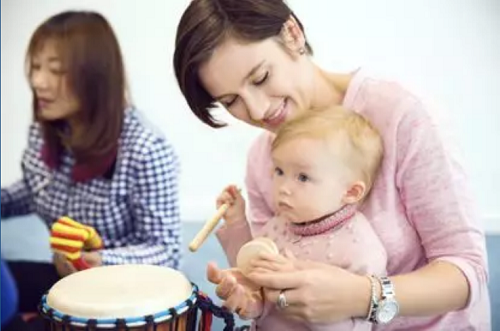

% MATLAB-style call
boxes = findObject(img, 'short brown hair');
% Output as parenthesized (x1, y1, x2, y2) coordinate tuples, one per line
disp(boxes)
(173, 0, 312, 128)
(27, 11, 126, 164)
(272, 107, 384, 193)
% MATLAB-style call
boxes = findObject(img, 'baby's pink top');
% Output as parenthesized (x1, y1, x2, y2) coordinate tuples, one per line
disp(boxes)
(253, 212, 387, 331)
(216, 68, 491, 330)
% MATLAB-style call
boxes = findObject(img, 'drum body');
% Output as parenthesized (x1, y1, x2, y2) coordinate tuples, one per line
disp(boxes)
(39, 265, 233, 331)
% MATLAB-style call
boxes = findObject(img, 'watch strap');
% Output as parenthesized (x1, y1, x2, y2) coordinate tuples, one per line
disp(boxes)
(366, 275, 379, 323)
(379, 276, 395, 299)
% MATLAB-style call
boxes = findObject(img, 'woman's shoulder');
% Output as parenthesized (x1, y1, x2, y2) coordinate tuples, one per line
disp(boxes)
(20, 123, 45, 164)
(345, 68, 427, 118)
(26, 122, 43, 148)
(119, 107, 178, 165)
(344, 67, 440, 137)
(248, 131, 273, 158)
(246, 131, 274, 168)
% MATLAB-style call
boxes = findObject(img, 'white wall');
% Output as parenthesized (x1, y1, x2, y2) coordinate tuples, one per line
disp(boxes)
(1, 0, 499, 232)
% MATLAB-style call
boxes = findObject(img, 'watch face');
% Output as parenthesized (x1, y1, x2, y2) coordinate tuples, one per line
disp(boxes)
(377, 300, 399, 324)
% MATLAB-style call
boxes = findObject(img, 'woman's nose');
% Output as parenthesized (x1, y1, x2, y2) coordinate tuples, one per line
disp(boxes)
(244, 93, 270, 121)
(31, 69, 49, 91)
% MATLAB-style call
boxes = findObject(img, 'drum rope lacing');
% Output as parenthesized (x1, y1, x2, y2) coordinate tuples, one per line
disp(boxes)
(196, 291, 235, 331)
(38, 283, 236, 331)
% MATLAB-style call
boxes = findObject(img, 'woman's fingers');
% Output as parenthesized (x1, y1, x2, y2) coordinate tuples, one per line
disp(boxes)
(53, 253, 77, 277)
(262, 287, 308, 320)
(247, 268, 304, 290)
(256, 251, 288, 263)
(250, 259, 282, 272)
(249, 251, 288, 270)
(249, 251, 298, 273)
(282, 248, 297, 261)
(263, 287, 302, 307)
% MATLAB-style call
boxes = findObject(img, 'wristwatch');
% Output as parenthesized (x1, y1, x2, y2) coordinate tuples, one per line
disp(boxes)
(373, 276, 399, 324)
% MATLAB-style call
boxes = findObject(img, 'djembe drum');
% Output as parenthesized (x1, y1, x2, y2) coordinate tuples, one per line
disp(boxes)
(38, 265, 234, 331)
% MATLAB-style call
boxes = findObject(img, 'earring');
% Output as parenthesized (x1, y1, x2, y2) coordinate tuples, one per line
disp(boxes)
(298, 47, 306, 55)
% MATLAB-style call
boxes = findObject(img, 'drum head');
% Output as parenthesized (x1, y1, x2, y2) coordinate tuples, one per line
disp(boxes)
(43, 265, 196, 326)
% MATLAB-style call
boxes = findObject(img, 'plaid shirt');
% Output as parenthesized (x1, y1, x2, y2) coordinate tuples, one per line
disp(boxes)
(1, 108, 181, 269)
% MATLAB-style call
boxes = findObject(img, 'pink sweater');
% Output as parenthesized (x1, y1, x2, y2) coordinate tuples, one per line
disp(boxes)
(216, 68, 491, 330)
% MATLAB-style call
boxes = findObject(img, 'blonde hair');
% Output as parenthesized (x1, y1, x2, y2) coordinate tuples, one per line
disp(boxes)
(272, 106, 383, 194)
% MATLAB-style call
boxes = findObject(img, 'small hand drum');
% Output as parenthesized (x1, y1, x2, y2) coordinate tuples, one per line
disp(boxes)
(38, 265, 234, 331)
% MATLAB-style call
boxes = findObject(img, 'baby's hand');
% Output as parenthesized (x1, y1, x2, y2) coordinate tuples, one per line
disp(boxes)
(216, 185, 246, 225)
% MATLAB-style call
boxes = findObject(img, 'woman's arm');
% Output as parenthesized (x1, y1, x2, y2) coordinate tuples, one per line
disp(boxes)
(375, 99, 487, 316)
(99, 138, 182, 269)
(244, 133, 275, 234)
(246, 256, 475, 323)
(1, 124, 45, 220)
(384, 262, 471, 316)
(1, 180, 34, 219)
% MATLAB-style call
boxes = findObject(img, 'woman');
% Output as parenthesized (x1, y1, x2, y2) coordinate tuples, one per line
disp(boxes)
(173, 0, 490, 330)
(1, 11, 181, 313)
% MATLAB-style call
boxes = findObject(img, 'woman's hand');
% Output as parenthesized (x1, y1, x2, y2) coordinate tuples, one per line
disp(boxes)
(206, 262, 264, 320)
(247, 251, 371, 324)
(82, 251, 103, 267)
(216, 185, 246, 225)
(53, 252, 77, 277)
(53, 251, 103, 278)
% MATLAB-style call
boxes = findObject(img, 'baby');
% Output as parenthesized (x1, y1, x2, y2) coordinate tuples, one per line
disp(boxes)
(217, 106, 387, 331)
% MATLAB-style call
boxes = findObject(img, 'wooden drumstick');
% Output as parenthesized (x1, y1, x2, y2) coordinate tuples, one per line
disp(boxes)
(188, 203, 230, 252)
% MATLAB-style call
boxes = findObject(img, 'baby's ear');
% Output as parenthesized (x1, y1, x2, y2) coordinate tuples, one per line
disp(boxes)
(342, 181, 367, 204)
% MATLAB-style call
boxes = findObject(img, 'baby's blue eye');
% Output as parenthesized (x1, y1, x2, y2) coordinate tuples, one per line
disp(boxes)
(298, 173, 309, 182)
